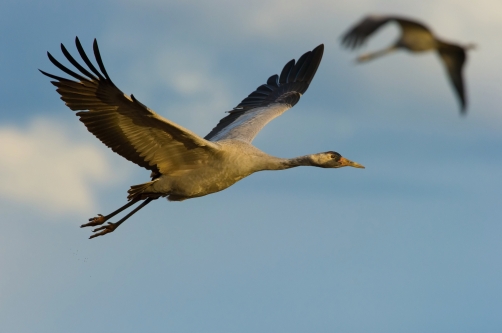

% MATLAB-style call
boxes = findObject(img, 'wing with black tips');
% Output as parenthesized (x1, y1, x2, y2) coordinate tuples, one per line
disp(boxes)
(205, 44, 324, 143)
(40, 37, 220, 175)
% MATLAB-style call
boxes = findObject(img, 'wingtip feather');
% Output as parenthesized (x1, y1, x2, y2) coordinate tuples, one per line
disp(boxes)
(75, 37, 105, 81)
(93, 38, 112, 82)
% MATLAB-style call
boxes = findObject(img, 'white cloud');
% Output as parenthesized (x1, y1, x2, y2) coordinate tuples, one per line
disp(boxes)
(0, 118, 121, 216)
(153, 47, 234, 134)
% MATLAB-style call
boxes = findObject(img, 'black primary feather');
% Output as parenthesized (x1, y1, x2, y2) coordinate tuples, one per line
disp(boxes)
(205, 44, 324, 140)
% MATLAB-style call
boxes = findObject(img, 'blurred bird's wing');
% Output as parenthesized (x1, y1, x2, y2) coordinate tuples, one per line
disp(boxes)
(40, 37, 220, 175)
(204, 44, 324, 143)
(341, 15, 395, 49)
(437, 42, 467, 112)
(341, 15, 432, 49)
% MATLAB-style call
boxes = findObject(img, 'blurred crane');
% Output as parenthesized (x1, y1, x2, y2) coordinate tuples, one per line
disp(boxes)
(40, 38, 364, 239)
(341, 15, 475, 113)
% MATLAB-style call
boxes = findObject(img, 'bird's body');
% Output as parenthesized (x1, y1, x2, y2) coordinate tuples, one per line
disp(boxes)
(140, 140, 331, 201)
(144, 140, 278, 202)
(394, 20, 436, 52)
(341, 15, 474, 112)
(41, 38, 364, 239)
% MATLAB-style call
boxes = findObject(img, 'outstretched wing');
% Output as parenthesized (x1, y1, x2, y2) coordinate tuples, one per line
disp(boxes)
(437, 42, 467, 113)
(40, 37, 220, 175)
(341, 15, 395, 49)
(341, 15, 432, 49)
(205, 44, 324, 143)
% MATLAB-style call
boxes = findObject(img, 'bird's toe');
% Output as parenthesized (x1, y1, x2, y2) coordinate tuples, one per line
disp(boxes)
(89, 222, 118, 239)
(81, 214, 106, 228)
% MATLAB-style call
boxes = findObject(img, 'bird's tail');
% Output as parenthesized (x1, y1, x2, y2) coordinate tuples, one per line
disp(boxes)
(127, 180, 161, 201)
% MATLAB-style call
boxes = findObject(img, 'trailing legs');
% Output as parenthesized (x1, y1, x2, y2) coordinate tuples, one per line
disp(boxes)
(82, 199, 140, 228)
(82, 198, 155, 239)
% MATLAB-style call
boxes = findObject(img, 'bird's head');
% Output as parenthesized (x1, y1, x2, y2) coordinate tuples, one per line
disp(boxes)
(311, 151, 365, 169)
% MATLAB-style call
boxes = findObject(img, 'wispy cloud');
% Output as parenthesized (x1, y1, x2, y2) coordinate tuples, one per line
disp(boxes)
(96, 37, 234, 135)
(0, 118, 122, 216)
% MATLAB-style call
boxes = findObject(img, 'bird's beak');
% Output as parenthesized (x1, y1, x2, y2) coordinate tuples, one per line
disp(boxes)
(356, 56, 367, 63)
(340, 157, 365, 169)
(466, 43, 477, 51)
(356, 53, 372, 63)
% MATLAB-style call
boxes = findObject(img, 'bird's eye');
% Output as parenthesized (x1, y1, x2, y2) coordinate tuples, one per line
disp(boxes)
(330, 154, 336, 158)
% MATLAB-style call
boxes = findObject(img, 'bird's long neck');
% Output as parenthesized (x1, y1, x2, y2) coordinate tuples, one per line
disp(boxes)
(357, 45, 398, 62)
(264, 155, 315, 170)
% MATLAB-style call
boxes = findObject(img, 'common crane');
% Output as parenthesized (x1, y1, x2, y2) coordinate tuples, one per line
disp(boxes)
(341, 15, 475, 112)
(41, 38, 364, 239)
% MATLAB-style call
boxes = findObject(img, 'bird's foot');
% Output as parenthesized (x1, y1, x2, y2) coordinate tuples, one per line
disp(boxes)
(81, 214, 107, 228)
(89, 222, 119, 239)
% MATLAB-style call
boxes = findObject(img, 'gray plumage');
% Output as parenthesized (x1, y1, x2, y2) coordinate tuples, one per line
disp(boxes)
(40, 38, 364, 239)
(341, 15, 475, 113)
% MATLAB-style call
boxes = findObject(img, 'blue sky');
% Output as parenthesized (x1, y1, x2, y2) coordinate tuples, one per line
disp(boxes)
(1, 0, 501, 332)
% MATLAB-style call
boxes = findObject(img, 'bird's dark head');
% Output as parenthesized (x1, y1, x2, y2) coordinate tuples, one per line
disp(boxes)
(311, 151, 365, 169)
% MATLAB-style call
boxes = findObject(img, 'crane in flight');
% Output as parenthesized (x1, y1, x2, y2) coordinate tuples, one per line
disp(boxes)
(40, 38, 364, 239)
(341, 15, 475, 113)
